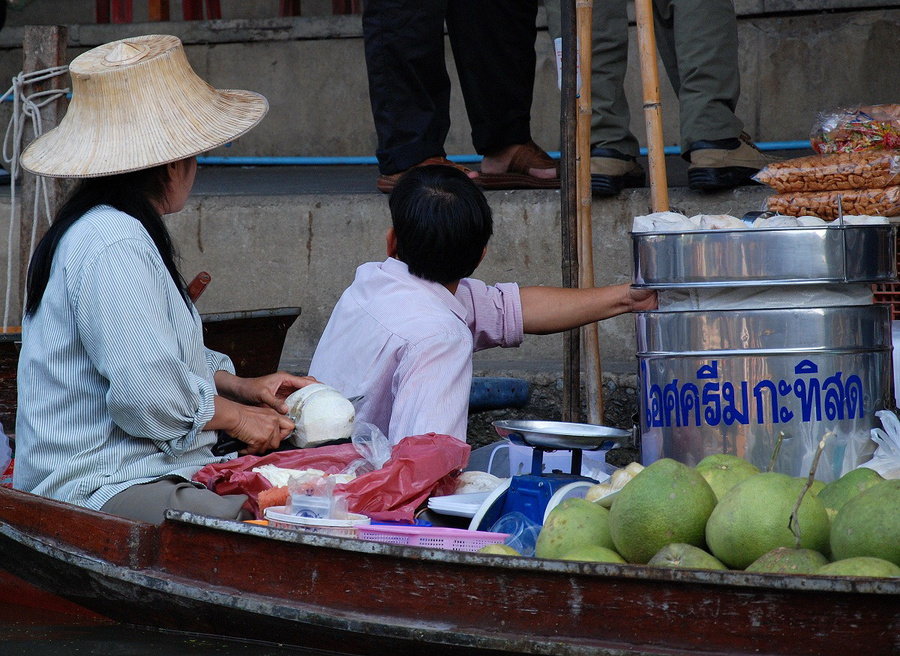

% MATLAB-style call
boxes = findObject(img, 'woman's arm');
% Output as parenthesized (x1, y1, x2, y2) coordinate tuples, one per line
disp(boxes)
(519, 283, 657, 335)
(204, 394, 296, 455)
(214, 371, 318, 413)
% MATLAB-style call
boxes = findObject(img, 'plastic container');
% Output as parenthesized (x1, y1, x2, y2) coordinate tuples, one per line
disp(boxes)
(356, 525, 509, 552)
(263, 506, 370, 537)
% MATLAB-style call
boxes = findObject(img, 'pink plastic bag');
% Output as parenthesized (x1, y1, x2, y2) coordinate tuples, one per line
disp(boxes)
(193, 433, 470, 522)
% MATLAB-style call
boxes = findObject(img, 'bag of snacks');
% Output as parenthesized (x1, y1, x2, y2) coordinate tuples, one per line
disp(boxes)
(754, 150, 900, 193)
(765, 186, 900, 220)
(811, 105, 900, 154)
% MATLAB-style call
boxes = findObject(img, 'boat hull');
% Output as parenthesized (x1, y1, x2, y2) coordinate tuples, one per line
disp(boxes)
(1, 486, 899, 655)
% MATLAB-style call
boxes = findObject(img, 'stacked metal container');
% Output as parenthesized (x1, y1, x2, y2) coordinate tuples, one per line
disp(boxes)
(632, 223, 897, 482)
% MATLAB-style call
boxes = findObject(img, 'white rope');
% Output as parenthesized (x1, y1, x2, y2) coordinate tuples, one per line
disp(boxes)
(1, 65, 69, 331)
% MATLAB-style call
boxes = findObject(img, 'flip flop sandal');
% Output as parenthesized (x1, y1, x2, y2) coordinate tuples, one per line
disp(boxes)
(478, 141, 561, 190)
(376, 156, 478, 194)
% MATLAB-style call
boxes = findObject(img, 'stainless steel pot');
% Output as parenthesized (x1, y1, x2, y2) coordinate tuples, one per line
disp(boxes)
(636, 305, 893, 482)
(632, 225, 896, 288)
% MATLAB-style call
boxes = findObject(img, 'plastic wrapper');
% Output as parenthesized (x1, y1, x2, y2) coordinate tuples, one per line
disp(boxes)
(489, 512, 541, 556)
(754, 150, 900, 193)
(811, 105, 900, 154)
(765, 186, 900, 220)
(193, 433, 470, 522)
(863, 410, 900, 479)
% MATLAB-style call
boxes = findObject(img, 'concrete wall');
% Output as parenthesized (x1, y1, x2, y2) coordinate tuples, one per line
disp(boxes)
(0, 3, 897, 159)
(157, 184, 774, 375)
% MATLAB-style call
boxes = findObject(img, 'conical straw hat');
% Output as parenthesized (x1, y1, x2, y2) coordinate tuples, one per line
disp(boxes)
(21, 34, 268, 178)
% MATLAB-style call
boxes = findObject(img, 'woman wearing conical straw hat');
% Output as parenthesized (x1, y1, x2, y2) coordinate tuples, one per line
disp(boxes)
(13, 35, 316, 524)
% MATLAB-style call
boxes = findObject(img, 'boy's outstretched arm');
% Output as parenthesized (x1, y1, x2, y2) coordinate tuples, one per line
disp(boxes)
(519, 283, 658, 335)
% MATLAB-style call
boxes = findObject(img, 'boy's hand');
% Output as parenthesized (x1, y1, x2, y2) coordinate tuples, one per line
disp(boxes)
(628, 286, 658, 312)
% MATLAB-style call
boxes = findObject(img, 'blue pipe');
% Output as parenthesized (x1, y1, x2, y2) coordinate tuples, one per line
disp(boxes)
(198, 141, 813, 167)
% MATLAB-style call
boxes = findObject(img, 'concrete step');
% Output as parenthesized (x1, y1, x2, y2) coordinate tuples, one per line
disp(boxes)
(0, 4, 897, 160)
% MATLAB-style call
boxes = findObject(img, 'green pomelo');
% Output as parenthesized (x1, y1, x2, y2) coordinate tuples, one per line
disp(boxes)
(830, 479, 900, 566)
(477, 543, 521, 556)
(647, 543, 728, 570)
(808, 480, 826, 497)
(559, 545, 626, 564)
(695, 454, 761, 502)
(745, 547, 829, 574)
(535, 497, 614, 560)
(818, 467, 884, 520)
(705, 472, 830, 570)
(816, 557, 900, 578)
(608, 458, 717, 564)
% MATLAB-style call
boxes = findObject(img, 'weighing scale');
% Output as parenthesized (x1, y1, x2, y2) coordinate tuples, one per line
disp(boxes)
(469, 420, 632, 531)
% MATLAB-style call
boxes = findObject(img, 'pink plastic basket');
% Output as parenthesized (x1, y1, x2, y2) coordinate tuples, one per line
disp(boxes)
(356, 525, 509, 552)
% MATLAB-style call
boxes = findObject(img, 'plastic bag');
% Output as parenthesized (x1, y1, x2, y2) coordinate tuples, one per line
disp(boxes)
(489, 512, 542, 556)
(862, 410, 900, 479)
(811, 105, 900, 154)
(194, 433, 470, 521)
(765, 186, 900, 220)
(754, 150, 900, 193)
(341, 422, 392, 478)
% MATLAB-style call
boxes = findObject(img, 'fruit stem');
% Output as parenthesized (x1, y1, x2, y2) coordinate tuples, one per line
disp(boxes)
(768, 431, 786, 473)
(788, 430, 833, 548)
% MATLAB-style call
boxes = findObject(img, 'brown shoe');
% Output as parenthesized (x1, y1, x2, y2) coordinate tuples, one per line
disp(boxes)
(376, 157, 477, 194)
(478, 140, 561, 190)
(687, 133, 778, 191)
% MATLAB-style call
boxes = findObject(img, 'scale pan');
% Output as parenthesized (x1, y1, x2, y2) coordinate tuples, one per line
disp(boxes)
(492, 420, 631, 451)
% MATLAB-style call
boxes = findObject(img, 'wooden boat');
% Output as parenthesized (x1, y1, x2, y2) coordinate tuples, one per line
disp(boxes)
(1, 485, 898, 655)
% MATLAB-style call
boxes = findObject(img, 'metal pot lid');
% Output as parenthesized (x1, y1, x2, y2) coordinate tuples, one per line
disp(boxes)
(492, 420, 631, 451)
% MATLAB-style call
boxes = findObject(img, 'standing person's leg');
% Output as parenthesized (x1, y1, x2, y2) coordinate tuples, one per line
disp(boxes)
(362, 0, 451, 176)
(449, 0, 560, 189)
(589, 0, 645, 195)
(656, 0, 768, 189)
(657, 0, 742, 152)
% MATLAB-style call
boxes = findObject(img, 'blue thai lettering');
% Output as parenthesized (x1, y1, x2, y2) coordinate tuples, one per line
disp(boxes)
(702, 383, 722, 426)
(753, 379, 780, 424)
(846, 375, 864, 419)
(697, 361, 719, 379)
(679, 383, 701, 427)
(822, 372, 845, 421)
(793, 376, 822, 422)
(722, 382, 750, 425)
(663, 380, 680, 427)
(777, 381, 795, 423)
(794, 360, 818, 375)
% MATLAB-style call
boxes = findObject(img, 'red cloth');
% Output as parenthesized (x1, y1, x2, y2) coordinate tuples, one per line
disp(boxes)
(193, 433, 470, 522)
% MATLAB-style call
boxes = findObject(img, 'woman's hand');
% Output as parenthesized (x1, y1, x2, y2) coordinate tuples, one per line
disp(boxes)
(208, 396, 297, 455)
(215, 371, 318, 413)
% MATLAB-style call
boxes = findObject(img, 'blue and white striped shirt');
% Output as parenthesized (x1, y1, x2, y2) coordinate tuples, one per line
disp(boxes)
(13, 205, 234, 510)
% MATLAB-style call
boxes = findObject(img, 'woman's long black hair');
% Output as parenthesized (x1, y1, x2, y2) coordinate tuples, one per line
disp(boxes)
(24, 164, 190, 317)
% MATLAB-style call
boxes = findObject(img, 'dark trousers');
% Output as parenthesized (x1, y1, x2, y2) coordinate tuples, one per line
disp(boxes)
(363, 0, 539, 175)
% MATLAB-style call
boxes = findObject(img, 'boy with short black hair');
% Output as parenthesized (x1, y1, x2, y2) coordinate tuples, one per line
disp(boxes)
(309, 165, 656, 445)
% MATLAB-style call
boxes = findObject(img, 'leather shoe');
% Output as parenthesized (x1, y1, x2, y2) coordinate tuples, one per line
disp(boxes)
(590, 148, 645, 196)
(687, 133, 774, 191)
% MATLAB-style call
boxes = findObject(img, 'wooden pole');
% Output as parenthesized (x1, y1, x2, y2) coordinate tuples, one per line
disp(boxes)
(575, 0, 604, 425)
(18, 26, 69, 325)
(633, 0, 669, 212)
(560, 0, 581, 423)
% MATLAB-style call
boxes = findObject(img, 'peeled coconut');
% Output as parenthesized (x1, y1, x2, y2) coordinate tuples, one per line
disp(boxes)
(285, 383, 355, 448)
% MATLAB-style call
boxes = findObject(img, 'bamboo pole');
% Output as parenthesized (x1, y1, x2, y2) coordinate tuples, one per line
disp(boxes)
(633, 0, 669, 212)
(575, 0, 604, 425)
(560, 0, 581, 423)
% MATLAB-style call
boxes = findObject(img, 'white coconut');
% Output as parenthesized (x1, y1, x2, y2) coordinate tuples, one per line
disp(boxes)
(285, 383, 356, 448)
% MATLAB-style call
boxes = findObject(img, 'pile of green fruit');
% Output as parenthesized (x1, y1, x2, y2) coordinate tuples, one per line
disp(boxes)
(478, 454, 900, 578)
